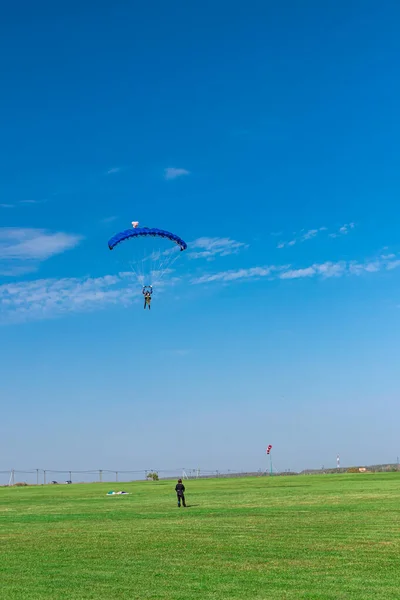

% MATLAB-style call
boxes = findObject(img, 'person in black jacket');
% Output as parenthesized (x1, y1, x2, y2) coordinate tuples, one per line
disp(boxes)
(175, 478, 186, 507)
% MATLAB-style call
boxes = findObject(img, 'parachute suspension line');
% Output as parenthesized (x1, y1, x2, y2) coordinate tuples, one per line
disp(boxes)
(107, 225, 187, 291)
(126, 246, 145, 286)
(137, 240, 152, 286)
(153, 248, 182, 286)
(136, 243, 182, 288)
(126, 244, 157, 287)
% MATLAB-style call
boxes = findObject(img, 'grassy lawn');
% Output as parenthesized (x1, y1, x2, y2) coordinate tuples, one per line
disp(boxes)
(1, 473, 399, 599)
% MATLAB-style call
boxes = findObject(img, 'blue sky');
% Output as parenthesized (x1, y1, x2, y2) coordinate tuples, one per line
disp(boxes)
(1, 1, 400, 477)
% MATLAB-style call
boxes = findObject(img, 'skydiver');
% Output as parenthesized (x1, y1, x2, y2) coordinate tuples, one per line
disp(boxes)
(142, 286, 152, 310)
(144, 292, 151, 309)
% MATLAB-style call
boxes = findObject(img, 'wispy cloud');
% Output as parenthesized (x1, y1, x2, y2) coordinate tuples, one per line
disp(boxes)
(329, 223, 355, 238)
(3, 249, 399, 324)
(385, 259, 400, 271)
(164, 167, 190, 180)
(101, 216, 118, 224)
(277, 224, 355, 248)
(192, 266, 278, 284)
(0, 271, 179, 324)
(18, 199, 46, 205)
(0, 228, 82, 276)
(0, 228, 82, 261)
(192, 254, 400, 285)
(0, 273, 139, 324)
(189, 237, 248, 260)
(0, 199, 46, 209)
(277, 227, 327, 249)
(279, 262, 346, 279)
(106, 167, 122, 175)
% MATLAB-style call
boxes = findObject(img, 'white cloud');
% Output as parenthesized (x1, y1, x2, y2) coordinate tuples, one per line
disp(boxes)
(101, 216, 118, 224)
(0, 228, 82, 261)
(381, 253, 396, 260)
(279, 266, 318, 279)
(277, 227, 327, 248)
(280, 261, 346, 279)
(106, 167, 121, 175)
(1, 200, 46, 209)
(278, 224, 356, 248)
(164, 167, 190, 180)
(192, 266, 277, 284)
(192, 254, 400, 285)
(3, 250, 399, 324)
(302, 228, 320, 240)
(0, 265, 39, 277)
(0, 271, 179, 324)
(386, 259, 400, 271)
(19, 199, 46, 205)
(329, 223, 355, 238)
(189, 237, 248, 260)
(0, 273, 138, 324)
(0, 228, 82, 275)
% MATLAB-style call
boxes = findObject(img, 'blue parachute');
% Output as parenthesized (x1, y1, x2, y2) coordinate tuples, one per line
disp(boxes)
(108, 227, 187, 252)
(107, 223, 187, 290)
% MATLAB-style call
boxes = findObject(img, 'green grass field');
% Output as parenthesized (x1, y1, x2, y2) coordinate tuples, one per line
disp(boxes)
(1, 473, 399, 599)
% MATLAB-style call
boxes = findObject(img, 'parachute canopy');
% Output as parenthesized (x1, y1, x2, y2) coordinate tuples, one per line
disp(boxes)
(107, 224, 187, 288)
(108, 227, 187, 252)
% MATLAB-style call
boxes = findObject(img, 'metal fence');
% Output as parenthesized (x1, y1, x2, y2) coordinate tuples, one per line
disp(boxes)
(0, 468, 249, 486)
(1, 462, 399, 486)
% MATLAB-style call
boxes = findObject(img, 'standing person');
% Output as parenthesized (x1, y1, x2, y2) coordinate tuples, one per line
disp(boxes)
(175, 478, 186, 507)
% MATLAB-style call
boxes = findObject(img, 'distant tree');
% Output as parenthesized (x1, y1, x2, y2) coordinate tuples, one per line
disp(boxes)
(146, 472, 159, 481)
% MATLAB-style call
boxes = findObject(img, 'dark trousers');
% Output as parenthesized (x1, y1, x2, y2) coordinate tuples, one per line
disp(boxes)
(177, 494, 186, 507)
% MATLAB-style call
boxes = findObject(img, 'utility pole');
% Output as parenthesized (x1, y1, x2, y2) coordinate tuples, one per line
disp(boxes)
(266, 445, 273, 476)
